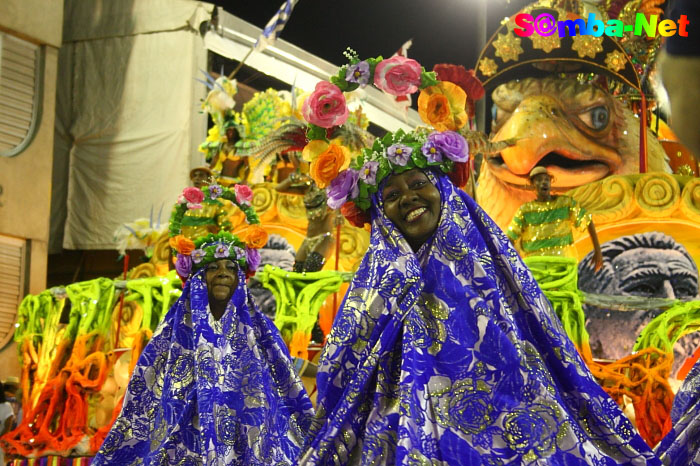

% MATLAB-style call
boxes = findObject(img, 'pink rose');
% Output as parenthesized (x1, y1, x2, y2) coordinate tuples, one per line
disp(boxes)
(302, 81, 349, 128)
(234, 184, 254, 205)
(182, 187, 204, 204)
(373, 56, 422, 96)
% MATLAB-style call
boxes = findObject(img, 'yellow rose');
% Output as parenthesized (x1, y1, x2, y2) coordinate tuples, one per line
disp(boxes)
(302, 140, 330, 162)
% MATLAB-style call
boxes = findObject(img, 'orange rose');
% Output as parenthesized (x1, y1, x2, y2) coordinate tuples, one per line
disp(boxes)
(418, 81, 468, 131)
(244, 225, 269, 249)
(169, 235, 195, 255)
(229, 209, 247, 231)
(310, 144, 349, 188)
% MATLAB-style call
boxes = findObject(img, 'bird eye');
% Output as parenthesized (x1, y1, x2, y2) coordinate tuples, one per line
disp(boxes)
(578, 106, 609, 131)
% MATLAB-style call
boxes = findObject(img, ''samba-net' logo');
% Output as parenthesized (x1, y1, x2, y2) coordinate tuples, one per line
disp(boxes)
(514, 13, 690, 39)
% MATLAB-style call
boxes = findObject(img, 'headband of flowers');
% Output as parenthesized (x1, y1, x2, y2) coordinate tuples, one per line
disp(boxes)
(300, 49, 483, 227)
(169, 184, 267, 278)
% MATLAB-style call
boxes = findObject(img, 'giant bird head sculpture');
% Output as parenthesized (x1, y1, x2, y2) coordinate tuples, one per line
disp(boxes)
(476, 77, 669, 229)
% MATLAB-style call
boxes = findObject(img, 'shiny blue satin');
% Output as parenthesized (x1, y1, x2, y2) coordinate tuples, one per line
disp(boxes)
(656, 358, 700, 465)
(299, 170, 658, 465)
(92, 269, 313, 465)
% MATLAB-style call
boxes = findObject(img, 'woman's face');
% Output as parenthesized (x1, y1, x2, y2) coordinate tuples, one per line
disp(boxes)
(382, 169, 441, 251)
(205, 259, 239, 303)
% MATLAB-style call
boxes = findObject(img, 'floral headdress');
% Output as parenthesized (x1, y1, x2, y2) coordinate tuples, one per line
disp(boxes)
(301, 49, 484, 227)
(168, 183, 267, 278)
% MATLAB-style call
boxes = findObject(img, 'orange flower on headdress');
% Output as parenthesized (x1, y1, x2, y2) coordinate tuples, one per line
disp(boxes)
(244, 225, 269, 249)
(418, 81, 468, 131)
(310, 144, 349, 188)
(229, 209, 247, 231)
(169, 235, 195, 255)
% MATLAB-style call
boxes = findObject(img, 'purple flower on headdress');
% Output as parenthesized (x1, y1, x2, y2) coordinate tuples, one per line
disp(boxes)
(233, 246, 245, 260)
(421, 140, 443, 163)
(359, 161, 379, 185)
(191, 248, 206, 264)
(327, 169, 360, 210)
(387, 144, 412, 166)
(429, 131, 469, 162)
(214, 243, 229, 259)
(346, 61, 370, 87)
(175, 254, 192, 277)
(208, 184, 223, 199)
(246, 247, 261, 272)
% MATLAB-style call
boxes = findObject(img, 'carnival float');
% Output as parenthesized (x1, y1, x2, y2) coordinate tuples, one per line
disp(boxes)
(1, 0, 699, 462)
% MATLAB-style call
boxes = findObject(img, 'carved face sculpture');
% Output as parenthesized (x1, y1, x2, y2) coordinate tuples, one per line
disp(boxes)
(205, 259, 239, 303)
(382, 169, 441, 252)
(476, 77, 669, 229)
(579, 232, 699, 300)
(612, 249, 698, 299)
(578, 232, 699, 366)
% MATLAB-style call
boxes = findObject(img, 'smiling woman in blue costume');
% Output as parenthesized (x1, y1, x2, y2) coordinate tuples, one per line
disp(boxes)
(295, 124, 658, 464)
(92, 186, 314, 465)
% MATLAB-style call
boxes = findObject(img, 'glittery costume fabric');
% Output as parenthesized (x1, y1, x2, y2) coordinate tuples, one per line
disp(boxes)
(298, 170, 657, 465)
(656, 359, 700, 465)
(506, 195, 591, 259)
(92, 268, 314, 465)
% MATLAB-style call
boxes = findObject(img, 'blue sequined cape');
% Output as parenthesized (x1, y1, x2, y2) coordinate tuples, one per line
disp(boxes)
(656, 358, 700, 465)
(298, 170, 658, 465)
(92, 269, 314, 465)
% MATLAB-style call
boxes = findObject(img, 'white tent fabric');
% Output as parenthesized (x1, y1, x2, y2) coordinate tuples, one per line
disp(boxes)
(51, 0, 212, 251)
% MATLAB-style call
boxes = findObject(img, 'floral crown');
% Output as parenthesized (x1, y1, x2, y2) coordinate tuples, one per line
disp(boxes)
(300, 49, 484, 226)
(169, 183, 267, 278)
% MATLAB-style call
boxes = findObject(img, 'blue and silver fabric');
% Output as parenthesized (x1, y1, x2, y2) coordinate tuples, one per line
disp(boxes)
(92, 268, 313, 465)
(298, 170, 658, 465)
(656, 358, 700, 465)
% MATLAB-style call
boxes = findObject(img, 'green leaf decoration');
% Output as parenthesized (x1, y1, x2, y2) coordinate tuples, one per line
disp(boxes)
(356, 196, 371, 210)
(330, 69, 359, 93)
(367, 56, 383, 79)
(381, 132, 394, 146)
(358, 182, 370, 200)
(306, 124, 328, 141)
(420, 70, 439, 89)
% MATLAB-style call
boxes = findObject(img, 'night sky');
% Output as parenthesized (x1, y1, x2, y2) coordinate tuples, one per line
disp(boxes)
(215, 0, 531, 76)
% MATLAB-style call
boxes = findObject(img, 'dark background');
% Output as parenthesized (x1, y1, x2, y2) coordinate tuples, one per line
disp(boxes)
(211, 0, 531, 93)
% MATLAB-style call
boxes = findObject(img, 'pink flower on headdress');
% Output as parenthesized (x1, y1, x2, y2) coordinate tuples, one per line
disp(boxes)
(302, 82, 349, 128)
(179, 187, 204, 209)
(234, 184, 253, 205)
(373, 56, 422, 96)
